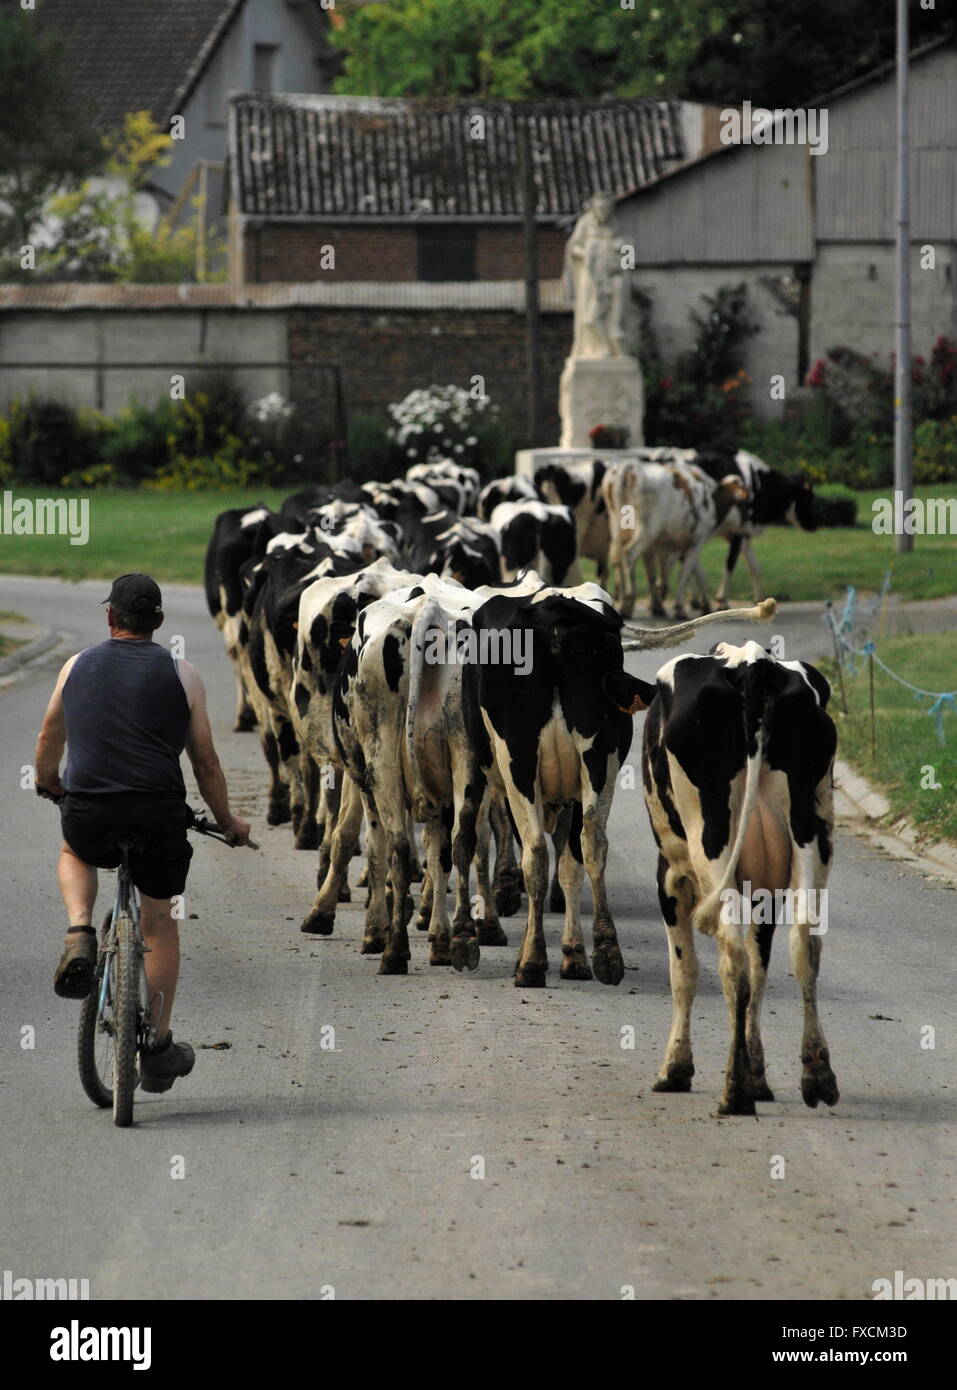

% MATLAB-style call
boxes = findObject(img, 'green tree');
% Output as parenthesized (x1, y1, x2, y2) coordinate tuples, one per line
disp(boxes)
(0, 8, 101, 254)
(332, 0, 950, 104)
(42, 113, 225, 284)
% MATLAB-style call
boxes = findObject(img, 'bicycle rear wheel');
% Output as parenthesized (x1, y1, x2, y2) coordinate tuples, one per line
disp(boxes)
(112, 911, 140, 1127)
(77, 914, 114, 1109)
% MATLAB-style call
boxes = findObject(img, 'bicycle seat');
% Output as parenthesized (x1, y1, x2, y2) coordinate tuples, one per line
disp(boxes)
(100, 830, 148, 855)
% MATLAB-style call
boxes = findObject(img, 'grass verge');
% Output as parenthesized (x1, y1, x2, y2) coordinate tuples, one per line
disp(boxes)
(0, 484, 953, 601)
(821, 632, 957, 844)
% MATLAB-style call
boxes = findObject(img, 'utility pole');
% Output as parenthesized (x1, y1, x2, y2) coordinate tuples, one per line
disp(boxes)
(518, 119, 542, 448)
(894, 0, 913, 552)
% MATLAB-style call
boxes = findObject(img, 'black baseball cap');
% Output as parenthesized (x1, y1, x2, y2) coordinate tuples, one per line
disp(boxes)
(102, 573, 163, 616)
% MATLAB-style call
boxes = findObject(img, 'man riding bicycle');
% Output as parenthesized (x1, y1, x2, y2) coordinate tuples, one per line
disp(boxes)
(34, 573, 250, 1093)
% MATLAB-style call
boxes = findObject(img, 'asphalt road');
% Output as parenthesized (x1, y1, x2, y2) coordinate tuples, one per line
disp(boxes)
(0, 574, 954, 1301)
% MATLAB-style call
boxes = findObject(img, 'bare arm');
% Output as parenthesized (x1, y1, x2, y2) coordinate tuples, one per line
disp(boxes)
(179, 661, 250, 846)
(34, 654, 79, 797)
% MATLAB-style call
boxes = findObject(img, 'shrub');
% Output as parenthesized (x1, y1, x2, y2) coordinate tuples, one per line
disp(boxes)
(813, 483, 859, 527)
(913, 415, 957, 484)
(347, 412, 393, 482)
(142, 448, 261, 492)
(0, 396, 105, 486)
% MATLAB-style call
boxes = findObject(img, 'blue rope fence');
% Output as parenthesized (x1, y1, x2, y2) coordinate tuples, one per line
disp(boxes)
(823, 577, 956, 745)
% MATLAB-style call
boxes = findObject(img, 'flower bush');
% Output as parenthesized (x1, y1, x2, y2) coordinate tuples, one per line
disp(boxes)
(387, 384, 495, 470)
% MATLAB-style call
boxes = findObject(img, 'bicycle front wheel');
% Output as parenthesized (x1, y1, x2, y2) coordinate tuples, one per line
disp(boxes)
(112, 911, 140, 1127)
(77, 914, 114, 1109)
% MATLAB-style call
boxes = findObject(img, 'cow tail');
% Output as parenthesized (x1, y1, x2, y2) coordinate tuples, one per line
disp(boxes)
(692, 660, 769, 934)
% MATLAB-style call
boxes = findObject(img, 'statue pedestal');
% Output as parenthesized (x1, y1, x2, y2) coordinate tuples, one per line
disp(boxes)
(558, 355, 645, 450)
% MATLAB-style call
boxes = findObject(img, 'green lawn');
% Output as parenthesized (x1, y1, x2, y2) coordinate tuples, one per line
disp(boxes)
(0, 483, 954, 601)
(821, 634, 957, 844)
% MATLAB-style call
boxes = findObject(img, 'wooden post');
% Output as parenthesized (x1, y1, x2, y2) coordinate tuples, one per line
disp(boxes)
(517, 119, 541, 449)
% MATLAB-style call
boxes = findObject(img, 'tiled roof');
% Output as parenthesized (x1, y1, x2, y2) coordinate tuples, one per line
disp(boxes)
(0, 281, 569, 311)
(30, 0, 242, 131)
(230, 94, 685, 221)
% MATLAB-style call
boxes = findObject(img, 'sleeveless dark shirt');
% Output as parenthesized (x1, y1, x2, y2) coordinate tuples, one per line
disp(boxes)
(62, 639, 190, 797)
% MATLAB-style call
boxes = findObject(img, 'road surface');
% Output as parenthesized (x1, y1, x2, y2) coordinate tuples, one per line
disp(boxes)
(0, 574, 954, 1300)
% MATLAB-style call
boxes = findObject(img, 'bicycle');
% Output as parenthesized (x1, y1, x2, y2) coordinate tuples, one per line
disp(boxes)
(75, 807, 258, 1127)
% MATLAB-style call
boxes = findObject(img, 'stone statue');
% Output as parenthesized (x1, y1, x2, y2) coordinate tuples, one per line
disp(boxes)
(563, 191, 626, 359)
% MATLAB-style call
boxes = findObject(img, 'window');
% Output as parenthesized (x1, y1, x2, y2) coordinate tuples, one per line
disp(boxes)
(253, 44, 279, 93)
(416, 225, 477, 282)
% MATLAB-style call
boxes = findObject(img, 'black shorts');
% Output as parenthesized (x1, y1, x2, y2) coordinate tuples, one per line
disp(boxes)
(60, 794, 193, 900)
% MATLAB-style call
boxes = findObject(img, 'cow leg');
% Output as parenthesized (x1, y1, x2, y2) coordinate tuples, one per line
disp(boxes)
(499, 781, 549, 987)
(558, 805, 591, 981)
(643, 553, 665, 618)
(791, 924, 839, 1108)
(714, 535, 743, 608)
(490, 794, 522, 917)
(548, 803, 572, 914)
(426, 809, 454, 966)
(414, 854, 434, 933)
(234, 669, 256, 731)
(261, 727, 291, 825)
(671, 547, 706, 621)
(294, 752, 320, 851)
(473, 797, 507, 946)
(300, 775, 363, 936)
(377, 784, 413, 975)
(745, 920, 776, 1101)
(716, 919, 756, 1116)
(743, 539, 764, 602)
(652, 860, 698, 1091)
(450, 785, 481, 973)
(580, 788, 624, 986)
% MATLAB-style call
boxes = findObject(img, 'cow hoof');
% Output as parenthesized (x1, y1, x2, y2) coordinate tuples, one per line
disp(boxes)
(378, 955, 409, 976)
(477, 920, 508, 947)
(450, 933, 480, 973)
(235, 710, 257, 733)
(559, 950, 593, 981)
(267, 805, 291, 826)
(300, 912, 335, 936)
(295, 827, 320, 851)
(429, 946, 452, 967)
(671, 607, 688, 621)
(357, 866, 369, 888)
(514, 962, 547, 988)
(337, 885, 352, 904)
(751, 1078, 776, 1102)
(591, 941, 624, 986)
(414, 915, 430, 933)
(652, 1063, 694, 1093)
(801, 1068, 839, 1109)
(494, 886, 523, 918)
(360, 934, 386, 955)
(548, 885, 566, 914)
(717, 1088, 757, 1117)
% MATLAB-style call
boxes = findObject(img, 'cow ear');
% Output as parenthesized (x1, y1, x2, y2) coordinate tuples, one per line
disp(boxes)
(603, 670, 655, 714)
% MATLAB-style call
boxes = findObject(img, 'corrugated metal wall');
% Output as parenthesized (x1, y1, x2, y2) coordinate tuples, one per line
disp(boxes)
(620, 44, 957, 258)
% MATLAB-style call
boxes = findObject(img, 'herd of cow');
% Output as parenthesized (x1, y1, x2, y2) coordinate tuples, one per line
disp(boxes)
(204, 448, 839, 1117)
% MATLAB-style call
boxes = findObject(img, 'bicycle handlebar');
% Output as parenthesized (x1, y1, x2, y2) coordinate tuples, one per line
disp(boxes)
(188, 810, 259, 851)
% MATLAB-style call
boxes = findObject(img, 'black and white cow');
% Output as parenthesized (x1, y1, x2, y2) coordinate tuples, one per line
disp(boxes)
(638, 639, 838, 1115)
(477, 474, 537, 521)
(489, 500, 577, 586)
(406, 460, 481, 514)
(204, 503, 283, 729)
(533, 457, 610, 578)
(462, 584, 776, 987)
(685, 449, 817, 606)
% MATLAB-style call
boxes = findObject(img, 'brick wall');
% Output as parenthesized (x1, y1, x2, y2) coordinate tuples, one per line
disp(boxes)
(288, 306, 572, 454)
(245, 221, 568, 283)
